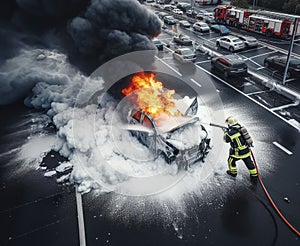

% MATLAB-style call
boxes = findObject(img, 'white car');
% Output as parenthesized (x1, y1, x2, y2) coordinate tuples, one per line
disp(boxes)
(172, 8, 184, 15)
(236, 35, 258, 48)
(173, 48, 197, 63)
(193, 21, 210, 33)
(216, 35, 245, 52)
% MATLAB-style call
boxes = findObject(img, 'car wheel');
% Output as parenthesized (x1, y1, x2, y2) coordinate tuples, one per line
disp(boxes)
(264, 61, 269, 68)
(224, 71, 229, 78)
(265, 30, 272, 37)
(229, 46, 234, 52)
(216, 42, 220, 48)
(162, 153, 173, 164)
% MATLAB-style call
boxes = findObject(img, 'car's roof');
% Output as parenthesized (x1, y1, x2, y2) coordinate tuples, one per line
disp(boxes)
(177, 47, 192, 51)
(219, 35, 240, 40)
(216, 55, 245, 64)
(195, 21, 207, 25)
(269, 55, 300, 64)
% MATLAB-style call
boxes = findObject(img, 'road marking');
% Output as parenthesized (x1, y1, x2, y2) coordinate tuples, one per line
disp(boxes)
(258, 40, 300, 59)
(256, 67, 265, 70)
(161, 56, 173, 60)
(76, 185, 86, 246)
(238, 46, 266, 54)
(190, 78, 202, 87)
(194, 64, 300, 131)
(155, 56, 183, 76)
(195, 60, 210, 64)
(284, 78, 297, 83)
(272, 141, 293, 155)
(246, 90, 268, 96)
(270, 101, 299, 111)
(248, 51, 276, 59)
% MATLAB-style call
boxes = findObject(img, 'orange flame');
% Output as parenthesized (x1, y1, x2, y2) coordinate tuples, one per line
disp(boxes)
(122, 72, 180, 118)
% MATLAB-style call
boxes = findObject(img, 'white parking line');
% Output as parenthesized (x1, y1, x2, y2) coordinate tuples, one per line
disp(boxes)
(256, 67, 265, 70)
(161, 56, 173, 60)
(155, 56, 182, 77)
(272, 141, 293, 155)
(190, 78, 202, 87)
(246, 90, 268, 96)
(238, 46, 266, 54)
(76, 185, 86, 246)
(249, 51, 276, 59)
(195, 60, 210, 64)
(270, 101, 299, 111)
(194, 64, 299, 131)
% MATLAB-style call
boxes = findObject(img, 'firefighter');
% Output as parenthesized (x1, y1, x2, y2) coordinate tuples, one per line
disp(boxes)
(223, 116, 258, 182)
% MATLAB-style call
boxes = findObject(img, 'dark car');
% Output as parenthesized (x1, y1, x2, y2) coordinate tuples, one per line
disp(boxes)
(127, 98, 210, 168)
(176, 2, 191, 12)
(153, 38, 163, 51)
(173, 34, 193, 45)
(264, 55, 300, 79)
(164, 15, 177, 25)
(210, 24, 230, 35)
(211, 55, 248, 78)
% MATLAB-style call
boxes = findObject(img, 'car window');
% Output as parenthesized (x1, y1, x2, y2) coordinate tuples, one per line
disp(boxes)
(132, 111, 141, 122)
(142, 115, 153, 129)
(232, 39, 241, 43)
(181, 49, 193, 55)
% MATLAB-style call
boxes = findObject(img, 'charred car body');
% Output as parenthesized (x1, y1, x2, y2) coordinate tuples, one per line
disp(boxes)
(127, 98, 211, 169)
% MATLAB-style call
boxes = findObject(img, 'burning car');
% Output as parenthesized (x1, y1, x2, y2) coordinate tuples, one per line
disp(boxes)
(122, 72, 210, 169)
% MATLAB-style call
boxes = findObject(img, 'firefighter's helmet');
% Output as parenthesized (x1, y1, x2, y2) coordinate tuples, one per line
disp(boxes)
(225, 116, 238, 126)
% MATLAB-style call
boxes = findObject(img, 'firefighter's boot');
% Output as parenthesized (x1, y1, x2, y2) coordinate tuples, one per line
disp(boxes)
(226, 170, 237, 177)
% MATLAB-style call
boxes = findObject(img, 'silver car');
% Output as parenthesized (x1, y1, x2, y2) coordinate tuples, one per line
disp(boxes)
(236, 35, 258, 48)
(173, 48, 197, 63)
(193, 21, 210, 33)
(127, 98, 210, 168)
(216, 35, 245, 52)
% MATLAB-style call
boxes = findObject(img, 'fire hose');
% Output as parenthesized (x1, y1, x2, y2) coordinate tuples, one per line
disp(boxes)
(250, 149, 300, 237)
(208, 123, 300, 237)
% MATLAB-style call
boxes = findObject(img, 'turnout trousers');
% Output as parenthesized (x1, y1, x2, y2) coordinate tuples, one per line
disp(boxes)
(227, 155, 258, 177)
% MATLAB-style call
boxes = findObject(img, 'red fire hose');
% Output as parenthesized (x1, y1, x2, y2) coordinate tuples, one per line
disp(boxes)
(250, 149, 300, 237)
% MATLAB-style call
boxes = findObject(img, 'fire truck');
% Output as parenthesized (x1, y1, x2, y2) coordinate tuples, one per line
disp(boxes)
(196, 0, 221, 5)
(214, 5, 300, 38)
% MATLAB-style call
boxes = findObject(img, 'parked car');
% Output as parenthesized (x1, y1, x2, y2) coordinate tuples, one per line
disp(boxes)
(164, 15, 177, 25)
(211, 54, 248, 78)
(179, 20, 191, 28)
(172, 8, 183, 15)
(195, 10, 208, 20)
(127, 98, 210, 167)
(186, 9, 198, 18)
(202, 12, 216, 24)
(173, 48, 197, 63)
(176, 2, 191, 12)
(163, 4, 175, 11)
(210, 24, 230, 35)
(236, 35, 258, 48)
(193, 21, 210, 33)
(153, 38, 164, 51)
(264, 55, 300, 79)
(173, 34, 193, 45)
(158, 12, 169, 19)
(216, 35, 245, 52)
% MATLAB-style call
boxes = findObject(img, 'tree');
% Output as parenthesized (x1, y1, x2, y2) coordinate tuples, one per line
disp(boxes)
(283, 0, 300, 14)
(232, 0, 249, 9)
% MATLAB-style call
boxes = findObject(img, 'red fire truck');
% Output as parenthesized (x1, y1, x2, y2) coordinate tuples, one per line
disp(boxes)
(214, 5, 300, 38)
